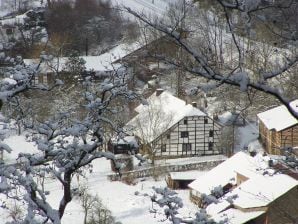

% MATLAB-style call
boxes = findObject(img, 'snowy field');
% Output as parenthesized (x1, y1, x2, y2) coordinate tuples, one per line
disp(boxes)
(0, 134, 198, 224)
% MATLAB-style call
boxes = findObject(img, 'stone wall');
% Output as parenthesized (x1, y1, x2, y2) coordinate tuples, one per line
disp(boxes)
(108, 159, 225, 181)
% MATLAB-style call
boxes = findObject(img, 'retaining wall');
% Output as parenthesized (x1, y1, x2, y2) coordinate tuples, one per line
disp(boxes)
(108, 159, 225, 181)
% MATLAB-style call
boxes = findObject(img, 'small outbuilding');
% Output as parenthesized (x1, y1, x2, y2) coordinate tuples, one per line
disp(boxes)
(166, 170, 205, 190)
(108, 136, 139, 155)
(257, 100, 298, 155)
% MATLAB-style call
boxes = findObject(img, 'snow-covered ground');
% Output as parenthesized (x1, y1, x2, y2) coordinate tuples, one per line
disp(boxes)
(112, 0, 180, 19)
(2, 135, 38, 163)
(0, 134, 198, 224)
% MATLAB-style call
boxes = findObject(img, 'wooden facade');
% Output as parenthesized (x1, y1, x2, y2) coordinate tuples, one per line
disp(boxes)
(267, 185, 298, 224)
(152, 115, 222, 159)
(259, 120, 298, 155)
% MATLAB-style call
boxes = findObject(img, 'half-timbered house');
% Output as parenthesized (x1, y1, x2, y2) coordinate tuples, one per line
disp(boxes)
(257, 100, 298, 155)
(125, 89, 222, 159)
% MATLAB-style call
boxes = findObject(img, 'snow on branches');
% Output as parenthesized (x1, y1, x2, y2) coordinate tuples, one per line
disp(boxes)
(0, 59, 138, 223)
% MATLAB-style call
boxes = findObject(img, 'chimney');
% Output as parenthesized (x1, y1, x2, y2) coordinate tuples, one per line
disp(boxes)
(191, 102, 197, 108)
(156, 88, 164, 96)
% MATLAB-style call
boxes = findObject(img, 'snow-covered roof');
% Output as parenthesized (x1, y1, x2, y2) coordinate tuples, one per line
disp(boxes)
(169, 171, 205, 180)
(188, 152, 270, 195)
(212, 208, 265, 224)
(228, 174, 298, 209)
(257, 100, 298, 131)
(23, 41, 143, 73)
(125, 90, 206, 142)
(110, 136, 138, 148)
(206, 200, 231, 216)
(0, 12, 28, 26)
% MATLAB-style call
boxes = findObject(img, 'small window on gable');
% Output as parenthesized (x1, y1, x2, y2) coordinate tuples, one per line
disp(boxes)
(209, 130, 214, 137)
(182, 143, 192, 152)
(204, 118, 208, 124)
(184, 119, 188, 125)
(166, 134, 170, 139)
(181, 131, 189, 138)
(208, 142, 214, 151)
(161, 144, 166, 152)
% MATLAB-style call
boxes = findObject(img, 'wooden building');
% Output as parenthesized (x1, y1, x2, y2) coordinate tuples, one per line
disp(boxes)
(257, 100, 298, 155)
(125, 90, 222, 159)
(107, 136, 139, 155)
(166, 171, 204, 190)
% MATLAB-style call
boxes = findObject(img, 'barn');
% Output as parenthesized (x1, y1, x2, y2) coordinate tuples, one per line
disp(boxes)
(257, 100, 298, 155)
(125, 89, 222, 159)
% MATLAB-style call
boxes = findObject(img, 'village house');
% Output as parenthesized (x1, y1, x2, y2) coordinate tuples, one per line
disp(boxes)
(257, 100, 298, 155)
(0, 9, 37, 43)
(124, 89, 222, 160)
(188, 152, 298, 224)
(23, 40, 146, 84)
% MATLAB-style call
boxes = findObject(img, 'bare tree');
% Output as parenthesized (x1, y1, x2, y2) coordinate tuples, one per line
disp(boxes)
(125, 0, 298, 118)
(130, 99, 174, 164)
(77, 186, 116, 224)
(0, 55, 138, 223)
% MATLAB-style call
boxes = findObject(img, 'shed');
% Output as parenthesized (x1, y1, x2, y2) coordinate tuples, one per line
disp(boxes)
(108, 136, 139, 155)
(166, 170, 205, 189)
(257, 100, 298, 155)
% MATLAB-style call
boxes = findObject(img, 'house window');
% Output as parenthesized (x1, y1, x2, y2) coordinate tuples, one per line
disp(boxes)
(180, 131, 189, 138)
(161, 144, 166, 152)
(182, 143, 192, 152)
(204, 118, 208, 124)
(6, 28, 13, 35)
(184, 119, 188, 125)
(209, 130, 214, 137)
(208, 142, 214, 151)
(167, 134, 171, 139)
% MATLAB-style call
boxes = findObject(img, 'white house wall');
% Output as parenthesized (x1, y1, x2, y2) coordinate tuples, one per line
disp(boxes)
(153, 116, 221, 158)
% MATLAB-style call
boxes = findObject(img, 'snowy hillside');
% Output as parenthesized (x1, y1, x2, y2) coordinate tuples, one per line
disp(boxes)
(0, 0, 44, 17)
(112, 0, 180, 18)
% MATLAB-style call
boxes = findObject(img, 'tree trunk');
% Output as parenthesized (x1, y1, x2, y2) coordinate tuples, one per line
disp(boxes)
(59, 172, 72, 218)
(47, 0, 52, 8)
